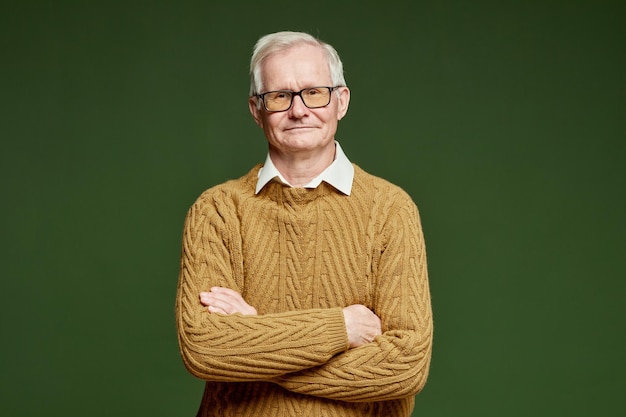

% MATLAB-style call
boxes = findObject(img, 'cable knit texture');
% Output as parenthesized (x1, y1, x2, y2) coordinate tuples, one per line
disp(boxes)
(176, 164, 433, 417)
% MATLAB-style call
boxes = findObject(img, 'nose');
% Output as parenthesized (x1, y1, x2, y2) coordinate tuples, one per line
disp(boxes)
(288, 94, 309, 118)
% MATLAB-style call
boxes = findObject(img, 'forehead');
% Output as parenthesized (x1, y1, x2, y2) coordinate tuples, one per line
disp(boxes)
(261, 43, 331, 90)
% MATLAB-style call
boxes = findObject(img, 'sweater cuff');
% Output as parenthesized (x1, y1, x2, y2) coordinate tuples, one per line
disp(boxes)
(324, 307, 350, 353)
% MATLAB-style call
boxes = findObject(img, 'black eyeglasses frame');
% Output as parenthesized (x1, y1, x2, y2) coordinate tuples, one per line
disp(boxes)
(256, 86, 341, 112)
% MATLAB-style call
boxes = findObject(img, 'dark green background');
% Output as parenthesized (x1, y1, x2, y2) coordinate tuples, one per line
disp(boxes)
(2, 1, 624, 416)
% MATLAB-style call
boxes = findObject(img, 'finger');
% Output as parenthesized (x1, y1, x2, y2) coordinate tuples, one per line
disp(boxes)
(199, 292, 212, 306)
(210, 287, 241, 297)
(201, 288, 257, 315)
(205, 295, 238, 314)
(207, 288, 239, 302)
(212, 289, 248, 308)
(212, 294, 257, 315)
(200, 290, 240, 308)
(207, 305, 228, 315)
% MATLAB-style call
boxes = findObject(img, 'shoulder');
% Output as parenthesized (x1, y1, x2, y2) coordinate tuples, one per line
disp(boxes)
(352, 164, 417, 208)
(351, 165, 425, 238)
(189, 165, 261, 215)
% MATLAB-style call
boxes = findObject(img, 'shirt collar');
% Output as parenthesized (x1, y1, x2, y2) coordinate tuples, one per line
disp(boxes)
(255, 141, 354, 195)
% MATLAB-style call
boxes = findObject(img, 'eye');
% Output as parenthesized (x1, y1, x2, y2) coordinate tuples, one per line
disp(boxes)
(266, 91, 290, 101)
(305, 88, 322, 96)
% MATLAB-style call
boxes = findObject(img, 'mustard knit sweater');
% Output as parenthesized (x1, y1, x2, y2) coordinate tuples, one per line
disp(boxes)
(176, 164, 433, 417)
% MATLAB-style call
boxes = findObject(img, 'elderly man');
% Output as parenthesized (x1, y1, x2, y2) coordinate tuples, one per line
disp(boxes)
(176, 31, 433, 417)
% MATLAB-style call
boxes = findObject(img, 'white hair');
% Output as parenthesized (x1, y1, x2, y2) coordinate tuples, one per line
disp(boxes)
(249, 31, 347, 98)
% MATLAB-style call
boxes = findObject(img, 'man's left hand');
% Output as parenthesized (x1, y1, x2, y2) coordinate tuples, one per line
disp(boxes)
(199, 287, 258, 315)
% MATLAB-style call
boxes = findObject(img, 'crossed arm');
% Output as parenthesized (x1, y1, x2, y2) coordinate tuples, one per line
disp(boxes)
(176, 192, 432, 402)
(200, 287, 382, 349)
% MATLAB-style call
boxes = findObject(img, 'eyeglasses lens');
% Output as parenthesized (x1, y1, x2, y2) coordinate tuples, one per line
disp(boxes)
(264, 87, 332, 112)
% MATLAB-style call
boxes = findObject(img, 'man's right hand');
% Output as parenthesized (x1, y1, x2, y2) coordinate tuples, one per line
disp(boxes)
(342, 304, 382, 348)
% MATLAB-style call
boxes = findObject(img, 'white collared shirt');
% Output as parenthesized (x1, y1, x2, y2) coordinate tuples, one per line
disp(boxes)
(255, 141, 354, 195)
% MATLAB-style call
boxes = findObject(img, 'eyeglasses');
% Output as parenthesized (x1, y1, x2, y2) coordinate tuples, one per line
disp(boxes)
(256, 86, 339, 112)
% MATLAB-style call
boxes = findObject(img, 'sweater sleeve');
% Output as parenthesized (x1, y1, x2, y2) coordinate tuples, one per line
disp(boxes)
(175, 191, 350, 382)
(271, 196, 433, 402)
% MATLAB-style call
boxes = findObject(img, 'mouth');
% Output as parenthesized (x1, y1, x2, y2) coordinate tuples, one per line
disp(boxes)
(285, 126, 316, 131)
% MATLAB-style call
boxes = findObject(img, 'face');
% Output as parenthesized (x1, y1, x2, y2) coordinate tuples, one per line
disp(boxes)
(248, 43, 350, 156)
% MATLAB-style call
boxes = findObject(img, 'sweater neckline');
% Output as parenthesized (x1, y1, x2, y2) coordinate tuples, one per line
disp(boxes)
(270, 180, 332, 205)
(246, 165, 345, 205)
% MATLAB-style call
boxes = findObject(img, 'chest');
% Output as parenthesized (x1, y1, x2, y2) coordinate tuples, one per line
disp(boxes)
(238, 202, 374, 313)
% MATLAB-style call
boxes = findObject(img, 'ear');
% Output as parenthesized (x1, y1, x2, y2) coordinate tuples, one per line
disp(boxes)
(336, 87, 350, 121)
(248, 97, 264, 128)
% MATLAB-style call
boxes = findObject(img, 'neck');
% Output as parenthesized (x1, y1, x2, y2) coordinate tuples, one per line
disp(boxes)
(269, 143, 336, 187)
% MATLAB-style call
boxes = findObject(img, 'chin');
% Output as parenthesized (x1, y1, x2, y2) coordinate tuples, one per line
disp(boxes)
(287, 136, 332, 150)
